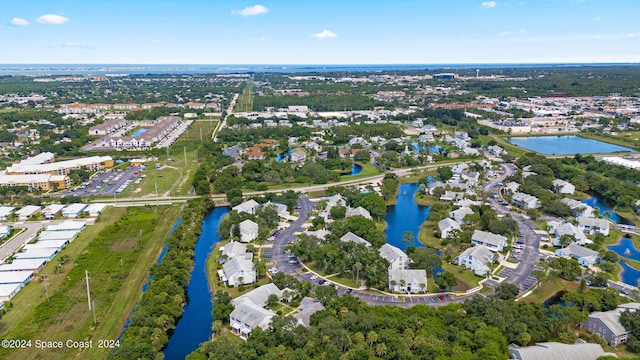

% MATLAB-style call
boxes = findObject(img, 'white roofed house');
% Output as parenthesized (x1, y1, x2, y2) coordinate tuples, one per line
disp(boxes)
(232, 199, 260, 215)
(289, 150, 307, 163)
(561, 198, 594, 218)
(0, 225, 10, 239)
(231, 283, 282, 308)
(456, 245, 494, 276)
(583, 303, 640, 346)
(471, 230, 507, 252)
(294, 297, 325, 328)
(324, 194, 346, 210)
(548, 221, 592, 246)
(340, 232, 371, 247)
(42, 204, 64, 220)
(388, 269, 427, 293)
(346, 206, 372, 220)
(222, 257, 256, 286)
(510, 192, 540, 209)
(46, 221, 86, 232)
(263, 202, 289, 218)
(577, 216, 610, 236)
(239, 219, 259, 243)
(16, 205, 41, 220)
(450, 206, 474, 224)
(555, 243, 600, 267)
(230, 301, 276, 339)
(62, 203, 87, 218)
(501, 182, 520, 196)
(552, 179, 576, 194)
(0, 206, 15, 221)
(379, 244, 410, 271)
(438, 218, 461, 239)
(84, 203, 107, 217)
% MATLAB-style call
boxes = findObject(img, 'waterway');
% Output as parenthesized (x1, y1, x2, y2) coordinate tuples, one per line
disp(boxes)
(606, 237, 640, 287)
(581, 196, 634, 225)
(384, 183, 431, 251)
(617, 261, 640, 287)
(275, 149, 292, 162)
(505, 136, 634, 155)
(131, 128, 149, 137)
(163, 207, 229, 359)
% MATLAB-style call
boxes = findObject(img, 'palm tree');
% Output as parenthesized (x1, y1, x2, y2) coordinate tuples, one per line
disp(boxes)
(354, 261, 362, 286)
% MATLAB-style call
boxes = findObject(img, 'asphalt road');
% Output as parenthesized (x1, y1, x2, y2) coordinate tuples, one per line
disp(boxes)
(483, 163, 544, 293)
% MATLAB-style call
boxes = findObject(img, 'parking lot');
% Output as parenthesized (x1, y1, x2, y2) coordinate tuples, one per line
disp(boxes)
(64, 165, 143, 197)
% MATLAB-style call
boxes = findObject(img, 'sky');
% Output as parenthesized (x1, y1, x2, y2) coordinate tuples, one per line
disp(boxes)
(1, 0, 639, 64)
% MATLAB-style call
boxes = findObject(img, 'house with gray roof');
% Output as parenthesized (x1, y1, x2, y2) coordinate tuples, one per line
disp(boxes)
(456, 245, 493, 276)
(583, 303, 640, 346)
(577, 216, 610, 236)
(239, 219, 259, 243)
(511, 192, 540, 209)
(501, 182, 520, 196)
(221, 257, 256, 286)
(346, 206, 372, 220)
(231, 283, 282, 308)
(293, 297, 325, 328)
(263, 202, 290, 218)
(438, 218, 461, 239)
(221, 241, 248, 261)
(508, 342, 613, 360)
(471, 230, 507, 252)
(230, 301, 276, 339)
(379, 244, 409, 271)
(450, 206, 474, 224)
(232, 199, 260, 215)
(561, 198, 594, 217)
(555, 243, 599, 267)
(552, 179, 576, 194)
(548, 221, 591, 246)
(340, 232, 371, 247)
(388, 269, 427, 293)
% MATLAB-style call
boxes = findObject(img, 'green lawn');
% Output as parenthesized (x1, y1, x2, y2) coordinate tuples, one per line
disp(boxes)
(0, 205, 183, 360)
(522, 274, 579, 304)
(339, 162, 381, 181)
(441, 263, 483, 292)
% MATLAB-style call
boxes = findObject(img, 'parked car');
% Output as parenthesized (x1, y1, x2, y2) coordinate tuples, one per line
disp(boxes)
(438, 294, 446, 301)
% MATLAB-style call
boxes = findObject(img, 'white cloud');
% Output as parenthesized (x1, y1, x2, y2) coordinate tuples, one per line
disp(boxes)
(499, 31, 512, 36)
(61, 42, 94, 49)
(593, 16, 601, 21)
(10, 17, 29, 26)
(310, 29, 337, 40)
(36, 14, 69, 25)
(149, 38, 160, 44)
(481, 1, 497, 8)
(232, 5, 268, 16)
(255, 36, 267, 42)
(628, 33, 639, 38)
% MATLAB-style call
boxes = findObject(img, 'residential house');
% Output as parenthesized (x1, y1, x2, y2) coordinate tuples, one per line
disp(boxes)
(555, 243, 600, 267)
(231, 283, 282, 308)
(379, 244, 410, 271)
(84, 204, 107, 217)
(221, 241, 249, 261)
(16, 205, 41, 221)
(583, 303, 640, 346)
(221, 257, 256, 286)
(324, 194, 346, 210)
(388, 269, 427, 293)
(486, 145, 504, 156)
(340, 232, 371, 247)
(0, 207, 15, 221)
(456, 245, 494, 276)
(561, 198, 594, 217)
(548, 221, 592, 246)
(438, 218, 461, 239)
(346, 206, 372, 220)
(0, 225, 10, 239)
(230, 301, 276, 339)
(501, 182, 520, 196)
(239, 219, 259, 243)
(233, 199, 260, 215)
(289, 151, 306, 163)
(552, 179, 576, 194)
(511, 192, 540, 209)
(263, 202, 290, 218)
(508, 342, 612, 360)
(577, 216, 610, 236)
(42, 204, 65, 220)
(440, 191, 464, 202)
(471, 230, 507, 252)
(62, 203, 87, 218)
(450, 206, 474, 224)
(293, 297, 325, 328)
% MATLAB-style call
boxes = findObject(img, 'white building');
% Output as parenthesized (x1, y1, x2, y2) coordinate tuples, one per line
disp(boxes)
(15, 205, 41, 220)
(340, 232, 371, 247)
(221, 257, 256, 286)
(46, 221, 86, 232)
(548, 221, 592, 246)
(471, 230, 507, 252)
(346, 206, 372, 220)
(232, 199, 260, 215)
(239, 219, 259, 243)
(552, 179, 576, 194)
(388, 269, 427, 293)
(555, 243, 600, 267)
(62, 203, 87, 218)
(42, 204, 65, 220)
(438, 218, 461, 239)
(511, 192, 540, 209)
(230, 301, 276, 339)
(456, 245, 494, 276)
(450, 206, 474, 224)
(84, 204, 107, 217)
(0, 206, 15, 221)
(378, 244, 410, 271)
(577, 216, 610, 236)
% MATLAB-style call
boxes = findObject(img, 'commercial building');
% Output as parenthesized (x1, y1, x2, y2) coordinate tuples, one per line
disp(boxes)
(5, 155, 113, 176)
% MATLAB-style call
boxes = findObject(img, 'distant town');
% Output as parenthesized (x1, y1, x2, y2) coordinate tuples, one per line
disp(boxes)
(1, 66, 640, 359)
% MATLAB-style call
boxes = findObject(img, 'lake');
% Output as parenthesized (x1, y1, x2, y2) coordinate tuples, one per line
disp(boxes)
(505, 136, 634, 155)
(581, 196, 634, 225)
(607, 237, 640, 261)
(617, 261, 640, 287)
(131, 128, 149, 137)
(384, 183, 430, 251)
(350, 163, 363, 175)
(163, 207, 229, 359)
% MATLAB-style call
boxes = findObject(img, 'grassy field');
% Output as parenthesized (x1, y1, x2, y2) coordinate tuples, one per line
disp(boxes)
(122, 120, 217, 198)
(0, 205, 182, 360)
(522, 274, 579, 303)
(442, 263, 483, 292)
(339, 162, 381, 181)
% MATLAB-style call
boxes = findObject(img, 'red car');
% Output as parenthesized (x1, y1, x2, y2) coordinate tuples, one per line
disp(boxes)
(438, 294, 445, 301)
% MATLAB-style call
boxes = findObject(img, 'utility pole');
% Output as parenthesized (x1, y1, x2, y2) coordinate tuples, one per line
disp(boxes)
(85, 270, 91, 310)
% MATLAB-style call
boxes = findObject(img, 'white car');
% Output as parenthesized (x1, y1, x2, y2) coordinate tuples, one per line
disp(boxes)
(310, 275, 318, 280)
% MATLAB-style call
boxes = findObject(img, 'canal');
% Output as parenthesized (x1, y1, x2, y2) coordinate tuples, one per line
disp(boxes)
(384, 183, 431, 251)
(163, 207, 229, 359)
(607, 237, 640, 287)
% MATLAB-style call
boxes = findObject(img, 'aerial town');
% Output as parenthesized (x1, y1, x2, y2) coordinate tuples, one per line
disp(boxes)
(1, 65, 640, 360)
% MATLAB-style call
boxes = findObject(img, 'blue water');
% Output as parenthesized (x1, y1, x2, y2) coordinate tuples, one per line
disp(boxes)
(276, 148, 293, 162)
(132, 128, 149, 137)
(505, 136, 634, 155)
(581, 197, 634, 225)
(3, 63, 635, 75)
(164, 207, 229, 359)
(617, 261, 640, 287)
(608, 238, 640, 261)
(119, 216, 182, 337)
(350, 163, 363, 175)
(412, 142, 426, 152)
(385, 183, 431, 251)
